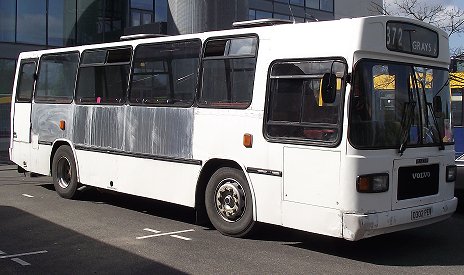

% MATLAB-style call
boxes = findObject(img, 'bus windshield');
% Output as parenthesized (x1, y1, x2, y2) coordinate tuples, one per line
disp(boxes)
(349, 59, 453, 150)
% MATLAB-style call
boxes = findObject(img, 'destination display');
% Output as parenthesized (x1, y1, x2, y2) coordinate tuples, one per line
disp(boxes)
(386, 21, 439, 58)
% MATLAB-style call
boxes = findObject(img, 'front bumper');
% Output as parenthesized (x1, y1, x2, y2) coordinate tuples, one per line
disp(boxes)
(342, 197, 458, 241)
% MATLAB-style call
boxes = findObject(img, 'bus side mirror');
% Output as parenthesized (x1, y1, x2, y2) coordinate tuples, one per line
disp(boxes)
(322, 73, 337, 104)
(433, 96, 442, 113)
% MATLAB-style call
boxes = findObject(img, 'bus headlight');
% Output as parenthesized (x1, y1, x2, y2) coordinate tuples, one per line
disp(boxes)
(446, 165, 457, 182)
(356, 173, 389, 193)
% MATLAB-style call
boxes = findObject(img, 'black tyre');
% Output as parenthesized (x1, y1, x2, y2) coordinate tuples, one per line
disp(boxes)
(52, 146, 79, 199)
(205, 167, 255, 237)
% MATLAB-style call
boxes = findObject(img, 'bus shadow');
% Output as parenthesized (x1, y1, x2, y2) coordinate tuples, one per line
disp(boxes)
(39, 183, 198, 225)
(38, 183, 464, 267)
(0, 206, 186, 274)
(254, 215, 464, 267)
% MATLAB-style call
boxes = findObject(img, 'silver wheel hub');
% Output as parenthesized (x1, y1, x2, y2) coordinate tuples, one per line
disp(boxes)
(215, 178, 246, 222)
(57, 156, 71, 189)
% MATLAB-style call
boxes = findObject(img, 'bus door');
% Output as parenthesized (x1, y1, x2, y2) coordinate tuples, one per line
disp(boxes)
(12, 59, 37, 144)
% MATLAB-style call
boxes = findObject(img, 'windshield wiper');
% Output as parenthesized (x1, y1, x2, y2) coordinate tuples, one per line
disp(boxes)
(418, 80, 445, 150)
(399, 101, 415, 155)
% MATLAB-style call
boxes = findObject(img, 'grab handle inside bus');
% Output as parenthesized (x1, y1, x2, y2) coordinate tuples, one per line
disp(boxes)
(321, 73, 337, 104)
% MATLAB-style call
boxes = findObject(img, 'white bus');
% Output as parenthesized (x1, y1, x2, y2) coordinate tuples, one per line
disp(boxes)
(10, 16, 457, 241)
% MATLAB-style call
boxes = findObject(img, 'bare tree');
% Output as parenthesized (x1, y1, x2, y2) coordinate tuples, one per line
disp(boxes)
(371, 0, 464, 37)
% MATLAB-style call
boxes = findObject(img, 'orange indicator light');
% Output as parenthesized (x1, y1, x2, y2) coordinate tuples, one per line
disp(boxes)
(59, 120, 66, 130)
(243, 133, 253, 148)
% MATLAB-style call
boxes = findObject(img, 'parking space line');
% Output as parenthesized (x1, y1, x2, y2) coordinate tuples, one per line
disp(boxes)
(0, 250, 48, 259)
(11, 258, 30, 266)
(22, 194, 34, 198)
(137, 229, 194, 240)
(143, 228, 161, 233)
(170, 235, 191, 241)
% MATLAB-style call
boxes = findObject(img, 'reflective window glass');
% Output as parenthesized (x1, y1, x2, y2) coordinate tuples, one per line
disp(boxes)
(35, 52, 79, 103)
(48, 0, 77, 46)
(249, 9, 256, 20)
(132, 10, 141, 26)
(306, 0, 319, 9)
(131, 0, 153, 10)
(143, 13, 152, 24)
(256, 10, 272, 19)
(155, 0, 168, 22)
(0, 59, 16, 97)
(0, 0, 16, 42)
(290, 0, 304, 6)
(320, 0, 333, 12)
(17, 0, 47, 45)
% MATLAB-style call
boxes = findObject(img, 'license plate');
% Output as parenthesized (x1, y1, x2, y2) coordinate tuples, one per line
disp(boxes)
(411, 207, 432, 220)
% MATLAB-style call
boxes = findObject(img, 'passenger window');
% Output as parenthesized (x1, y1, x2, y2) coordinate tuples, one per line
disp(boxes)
(199, 36, 257, 108)
(130, 40, 201, 106)
(265, 59, 346, 144)
(76, 47, 131, 104)
(15, 61, 37, 103)
(35, 52, 79, 103)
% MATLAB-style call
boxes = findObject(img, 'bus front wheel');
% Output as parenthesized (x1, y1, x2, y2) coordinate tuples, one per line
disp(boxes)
(52, 146, 78, 199)
(205, 167, 255, 237)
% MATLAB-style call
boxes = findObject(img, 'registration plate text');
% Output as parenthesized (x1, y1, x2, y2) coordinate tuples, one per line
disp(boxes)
(411, 207, 432, 220)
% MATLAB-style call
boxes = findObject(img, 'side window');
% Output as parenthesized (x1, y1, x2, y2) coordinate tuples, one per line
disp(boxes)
(35, 52, 79, 103)
(265, 59, 346, 144)
(130, 39, 201, 106)
(199, 36, 258, 108)
(76, 47, 131, 104)
(15, 61, 37, 103)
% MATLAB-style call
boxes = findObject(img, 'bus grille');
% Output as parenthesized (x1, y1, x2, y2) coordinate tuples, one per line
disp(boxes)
(397, 164, 439, 200)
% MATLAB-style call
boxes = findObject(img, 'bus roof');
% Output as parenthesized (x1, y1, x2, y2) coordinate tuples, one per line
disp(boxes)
(18, 15, 449, 69)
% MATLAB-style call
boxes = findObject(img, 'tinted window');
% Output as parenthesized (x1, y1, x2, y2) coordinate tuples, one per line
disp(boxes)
(266, 59, 346, 144)
(35, 52, 79, 103)
(76, 47, 131, 104)
(16, 61, 37, 103)
(130, 40, 201, 106)
(199, 36, 258, 109)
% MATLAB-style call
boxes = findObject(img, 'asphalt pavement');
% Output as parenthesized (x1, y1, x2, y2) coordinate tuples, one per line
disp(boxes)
(1, 167, 464, 274)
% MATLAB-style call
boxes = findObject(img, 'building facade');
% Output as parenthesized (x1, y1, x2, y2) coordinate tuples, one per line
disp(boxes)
(0, 0, 380, 161)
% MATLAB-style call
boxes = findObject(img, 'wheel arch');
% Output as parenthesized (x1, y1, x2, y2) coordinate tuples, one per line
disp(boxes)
(195, 158, 256, 224)
(50, 139, 80, 181)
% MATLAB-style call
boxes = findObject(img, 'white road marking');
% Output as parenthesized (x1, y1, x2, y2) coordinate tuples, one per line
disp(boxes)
(0, 250, 48, 259)
(143, 228, 161, 233)
(170, 235, 191, 241)
(22, 194, 34, 198)
(0, 250, 5, 255)
(11, 258, 30, 266)
(137, 229, 194, 240)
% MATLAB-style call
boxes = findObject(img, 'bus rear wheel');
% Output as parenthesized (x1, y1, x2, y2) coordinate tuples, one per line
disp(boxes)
(52, 146, 78, 199)
(205, 167, 255, 237)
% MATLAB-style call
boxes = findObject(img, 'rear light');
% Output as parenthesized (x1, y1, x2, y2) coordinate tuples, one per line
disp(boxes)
(446, 165, 457, 182)
(356, 173, 389, 193)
